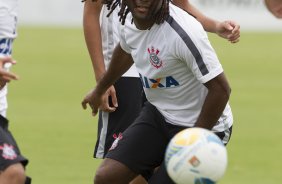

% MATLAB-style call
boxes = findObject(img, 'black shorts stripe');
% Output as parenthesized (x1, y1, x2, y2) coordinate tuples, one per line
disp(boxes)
(166, 15, 209, 76)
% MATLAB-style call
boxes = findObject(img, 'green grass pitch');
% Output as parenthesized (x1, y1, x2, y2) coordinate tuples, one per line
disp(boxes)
(7, 27, 282, 184)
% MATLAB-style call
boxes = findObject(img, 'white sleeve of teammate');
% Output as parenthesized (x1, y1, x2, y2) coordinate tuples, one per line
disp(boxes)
(118, 24, 131, 54)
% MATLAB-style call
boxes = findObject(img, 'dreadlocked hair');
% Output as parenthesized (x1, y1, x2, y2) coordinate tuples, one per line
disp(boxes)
(105, 0, 128, 24)
(155, 0, 170, 24)
(105, 0, 171, 25)
(81, 0, 113, 4)
(81, 0, 95, 2)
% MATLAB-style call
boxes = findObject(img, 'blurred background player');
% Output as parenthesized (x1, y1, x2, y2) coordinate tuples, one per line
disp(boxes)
(82, 0, 240, 183)
(264, 0, 282, 18)
(83, 1, 145, 183)
(0, 0, 31, 183)
(82, 0, 233, 183)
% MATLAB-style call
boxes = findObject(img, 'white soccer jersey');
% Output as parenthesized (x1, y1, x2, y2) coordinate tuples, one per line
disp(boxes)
(100, 6, 138, 77)
(0, 0, 18, 39)
(119, 4, 233, 132)
(0, 0, 18, 117)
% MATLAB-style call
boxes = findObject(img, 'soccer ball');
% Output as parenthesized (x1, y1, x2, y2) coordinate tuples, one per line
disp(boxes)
(165, 127, 227, 184)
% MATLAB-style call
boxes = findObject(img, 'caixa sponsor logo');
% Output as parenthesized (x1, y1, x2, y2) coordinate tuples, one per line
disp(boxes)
(139, 73, 179, 89)
(0, 38, 12, 55)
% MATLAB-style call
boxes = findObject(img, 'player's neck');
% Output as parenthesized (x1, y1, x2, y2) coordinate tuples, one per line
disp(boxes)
(133, 18, 156, 30)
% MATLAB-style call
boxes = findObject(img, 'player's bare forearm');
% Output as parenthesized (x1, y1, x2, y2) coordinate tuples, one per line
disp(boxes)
(172, 0, 218, 33)
(83, 0, 106, 82)
(265, 0, 282, 18)
(194, 73, 231, 130)
(172, 0, 240, 43)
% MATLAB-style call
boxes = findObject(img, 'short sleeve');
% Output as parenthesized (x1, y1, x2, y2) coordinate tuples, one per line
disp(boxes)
(118, 23, 131, 54)
(174, 22, 223, 84)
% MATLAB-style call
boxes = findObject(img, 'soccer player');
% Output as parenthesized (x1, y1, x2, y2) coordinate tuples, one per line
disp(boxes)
(81, 0, 233, 183)
(265, 0, 282, 18)
(82, 0, 239, 183)
(0, 0, 31, 183)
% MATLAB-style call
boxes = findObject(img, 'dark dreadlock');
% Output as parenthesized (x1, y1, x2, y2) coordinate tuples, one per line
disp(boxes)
(81, 0, 114, 5)
(115, 0, 170, 25)
(97, 0, 171, 25)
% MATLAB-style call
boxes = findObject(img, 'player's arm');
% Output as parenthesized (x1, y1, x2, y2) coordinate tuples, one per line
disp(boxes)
(82, 43, 134, 116)
(265, 0, 282, 18)
(0, 56, 18, 89)
(83, 0, 119, 112)
(194, 73, 231, 130)
(83, 0, 105, 82)
(172, 0, 240, 43)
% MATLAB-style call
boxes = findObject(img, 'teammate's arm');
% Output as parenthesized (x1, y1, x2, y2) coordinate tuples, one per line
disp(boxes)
(83, 0, 105, 82)
(194, 73, 231, 129)
(172, 0, 240, 43)
(83, 0, 119, 111)
(82, 44, 134, 116)
(265, 0, 282, 18)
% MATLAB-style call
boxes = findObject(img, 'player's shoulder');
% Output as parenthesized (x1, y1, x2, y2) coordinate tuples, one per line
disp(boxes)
(165, 4, 206, 39)
(168, 3, 203, 29)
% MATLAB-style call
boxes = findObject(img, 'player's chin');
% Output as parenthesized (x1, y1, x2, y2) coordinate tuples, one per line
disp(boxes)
(133, 8, 150, 18)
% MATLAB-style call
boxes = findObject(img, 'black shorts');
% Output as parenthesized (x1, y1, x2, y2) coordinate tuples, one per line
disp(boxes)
(0, 115, 29, 171)
(94, 77, 145, 158)
(105, 102, 233, 183)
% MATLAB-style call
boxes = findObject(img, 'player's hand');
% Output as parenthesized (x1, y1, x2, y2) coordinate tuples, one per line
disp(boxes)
(0, 56, 19, 90)
(81, 85, 118, 116)
(99, 85, 118, 112)
(82, 88, 102, 116)
(215, 20, 240, 44)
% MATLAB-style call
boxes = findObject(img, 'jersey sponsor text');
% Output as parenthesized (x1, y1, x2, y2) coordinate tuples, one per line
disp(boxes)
(139, 73, 179, 89)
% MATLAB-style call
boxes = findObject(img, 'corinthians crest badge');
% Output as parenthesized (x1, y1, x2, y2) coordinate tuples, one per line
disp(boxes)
(147, 46, 163, 69)
(109, 133, 123, 151)
(0, 143, 17, 160)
